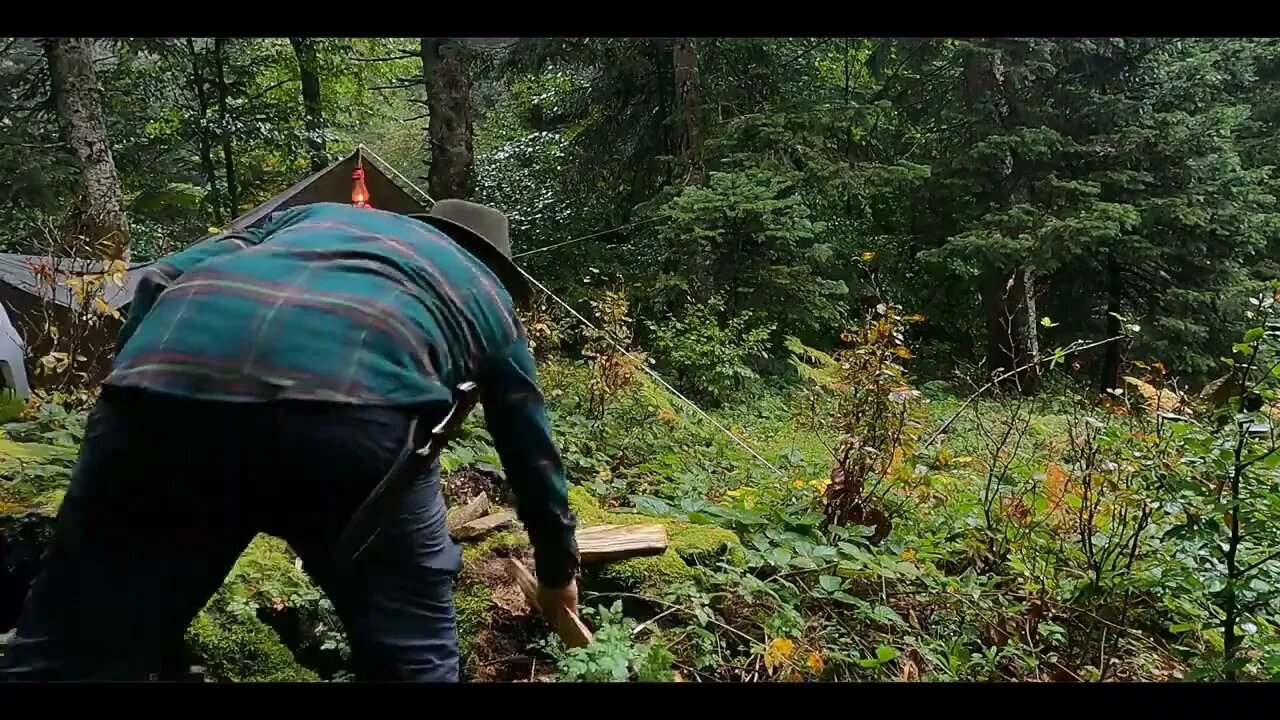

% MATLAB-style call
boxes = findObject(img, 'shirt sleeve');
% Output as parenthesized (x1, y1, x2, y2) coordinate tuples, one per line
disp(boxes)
(479, 338, 579, 587)
(116, 212, 294, 350)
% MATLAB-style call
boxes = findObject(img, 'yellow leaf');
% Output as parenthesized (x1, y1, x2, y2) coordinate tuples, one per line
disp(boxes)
(893, 346, 914, 359)
(93, 297, 111, 315)
(901, 548, 917, 561)
(806, 651, 825, 674)
(1045, 463, 1071, 507)
(764, 637, 796, 672)
(860, 251, 876, 262)
(953, 456, 974, 466)
(887, 446, 905, 476)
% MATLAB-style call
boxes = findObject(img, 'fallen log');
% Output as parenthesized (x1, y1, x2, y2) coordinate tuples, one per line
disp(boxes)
(452, 511, 516, 541)
(575, 524, 668, 564)
(506, 558, 593, 649)
(446, 492, 491, 534)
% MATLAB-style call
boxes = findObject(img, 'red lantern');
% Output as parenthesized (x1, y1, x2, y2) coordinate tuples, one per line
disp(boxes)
(351, 158, 372, 208)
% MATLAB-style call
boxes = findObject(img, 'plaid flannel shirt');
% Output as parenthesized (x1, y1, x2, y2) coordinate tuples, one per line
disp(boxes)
(105, 202, 578, 584)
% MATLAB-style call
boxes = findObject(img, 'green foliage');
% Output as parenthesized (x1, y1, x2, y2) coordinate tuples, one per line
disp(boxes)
(187, 605, 319, 682)
(545, 600, 676, 682)
(640, 168, 848, 342)
(647, 294, 773, 404)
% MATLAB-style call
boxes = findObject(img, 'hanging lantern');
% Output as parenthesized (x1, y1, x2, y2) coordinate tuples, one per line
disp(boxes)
(351, 157, 372, 208)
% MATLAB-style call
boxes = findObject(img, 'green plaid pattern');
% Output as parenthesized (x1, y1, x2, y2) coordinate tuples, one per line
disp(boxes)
(106, 202, 578, 584)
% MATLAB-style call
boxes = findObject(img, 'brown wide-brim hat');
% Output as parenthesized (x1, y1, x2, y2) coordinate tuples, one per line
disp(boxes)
(410, 199, 532, 307)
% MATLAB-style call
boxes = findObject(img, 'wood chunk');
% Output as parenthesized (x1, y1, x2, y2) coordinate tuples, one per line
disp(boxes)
(506, 558, 593, 649)
(452, 511, 516, 541)
(446, 492, 491, 533)
(575, 524, 669, 564)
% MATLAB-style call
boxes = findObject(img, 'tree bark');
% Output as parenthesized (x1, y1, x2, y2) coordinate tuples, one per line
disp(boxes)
(290, 37, 327, 172)
(186, 38, 224, 226)
(212, 38, 239, 217)
(672, 38, 705, 186)
(42, 37, 129, 262)
(421, 38, 474, 200)
(983, 267, 1040, 393)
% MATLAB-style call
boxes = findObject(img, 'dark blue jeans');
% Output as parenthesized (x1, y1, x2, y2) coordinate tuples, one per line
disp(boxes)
(0, 387, 463, 681)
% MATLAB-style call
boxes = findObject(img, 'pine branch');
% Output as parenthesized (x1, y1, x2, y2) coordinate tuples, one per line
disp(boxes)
(235, 78, 292, 106)
(352, 50, 419, 63)
(371, 76, 425, 91)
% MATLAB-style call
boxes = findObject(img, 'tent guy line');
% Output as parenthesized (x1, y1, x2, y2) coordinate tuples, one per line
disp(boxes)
(515, 264, 787, 478)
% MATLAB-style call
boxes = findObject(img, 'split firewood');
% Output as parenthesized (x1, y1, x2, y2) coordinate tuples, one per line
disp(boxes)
(446, 492, 491, 534)
(506, 558, 593, 649)
(575, 524, 668, 564)
(452, 511, 516, 540)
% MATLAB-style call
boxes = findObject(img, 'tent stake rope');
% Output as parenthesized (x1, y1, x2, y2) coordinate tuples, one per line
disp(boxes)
(516, 265, 787, 479)
(512, 214, 673, 259)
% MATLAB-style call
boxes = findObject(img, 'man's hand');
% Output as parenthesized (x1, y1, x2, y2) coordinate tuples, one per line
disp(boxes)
(537, 579, 582, 643)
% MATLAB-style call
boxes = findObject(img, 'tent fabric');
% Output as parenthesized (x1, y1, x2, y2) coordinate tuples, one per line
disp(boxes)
(0, 254, 144, 310)
(227, 145, 431, 230)
(0, 146, 431, 312)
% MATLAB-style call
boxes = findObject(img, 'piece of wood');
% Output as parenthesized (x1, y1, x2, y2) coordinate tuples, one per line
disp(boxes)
(446, 492, 491, 533)
(575, 524, 669, 564)
(452, 510, 515, 541)
(506, 558, 593, 649)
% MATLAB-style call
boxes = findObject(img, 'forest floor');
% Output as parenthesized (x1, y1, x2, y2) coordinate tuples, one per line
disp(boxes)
(1, 350, 1278, 682)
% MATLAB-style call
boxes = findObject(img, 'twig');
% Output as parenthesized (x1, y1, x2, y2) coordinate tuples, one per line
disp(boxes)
(352, 52, 418, 63)
(1239, 547, 1280, 578)
(922, 335, 1128, 451)
(632, 605, 682, 636)
(371, 78, 424, 91)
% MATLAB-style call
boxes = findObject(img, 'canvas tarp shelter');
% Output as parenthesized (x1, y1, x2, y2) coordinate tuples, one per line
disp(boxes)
(0, 145, 431, 314)
(0, 145, 432, 386)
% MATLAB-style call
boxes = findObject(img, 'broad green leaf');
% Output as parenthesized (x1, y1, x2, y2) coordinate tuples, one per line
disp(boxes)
(818, 575, 843, 592)
(876, 646, 900, 663)
(768, 546, 793, 567)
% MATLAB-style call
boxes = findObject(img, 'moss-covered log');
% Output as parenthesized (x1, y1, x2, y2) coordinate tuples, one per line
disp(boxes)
(186, 535, 335, 682)
(187, 598, 319, 682)
(567, 486, 743, 597)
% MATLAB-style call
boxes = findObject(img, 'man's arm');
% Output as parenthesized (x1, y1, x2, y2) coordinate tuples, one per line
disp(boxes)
(479, 338, 579, 587)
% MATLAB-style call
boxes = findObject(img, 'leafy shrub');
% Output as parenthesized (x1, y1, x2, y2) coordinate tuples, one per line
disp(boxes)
(647, 294, 774, 404)
(544, 601, 676, 682)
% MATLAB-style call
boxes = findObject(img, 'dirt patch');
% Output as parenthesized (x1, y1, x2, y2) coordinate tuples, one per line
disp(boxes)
(443, 466, 509, 508)
(460, 550, 555, 682)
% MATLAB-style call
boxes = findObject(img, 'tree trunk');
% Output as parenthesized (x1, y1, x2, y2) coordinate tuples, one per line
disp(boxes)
(421, 38, 474, 200)
(42, 37, 128, 262)
(212, 38, 239, 217)
(983, 267, 1040, 393)
(186, 38, 224, 226)
(290, 37, 327, 172)
(672, 38, 705, 186)
(1098, 254, 1125, 395)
